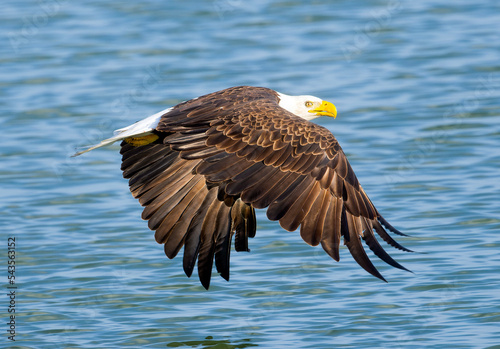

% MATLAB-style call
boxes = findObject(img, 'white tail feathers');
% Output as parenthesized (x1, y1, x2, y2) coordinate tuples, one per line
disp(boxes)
(72, 107, 171, 157)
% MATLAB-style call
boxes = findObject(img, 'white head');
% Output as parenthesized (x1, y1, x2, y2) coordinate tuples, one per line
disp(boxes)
(277, 92, 337, 121)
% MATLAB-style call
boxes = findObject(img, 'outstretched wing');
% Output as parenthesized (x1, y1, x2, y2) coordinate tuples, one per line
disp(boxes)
(120, 86, 411, 288)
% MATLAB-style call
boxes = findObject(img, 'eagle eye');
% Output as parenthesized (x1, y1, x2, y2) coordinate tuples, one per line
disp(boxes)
(305, 101, 314, 108)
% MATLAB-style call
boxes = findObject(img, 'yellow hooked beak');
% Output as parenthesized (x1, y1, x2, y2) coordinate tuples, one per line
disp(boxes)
(308, 100, 337, 118)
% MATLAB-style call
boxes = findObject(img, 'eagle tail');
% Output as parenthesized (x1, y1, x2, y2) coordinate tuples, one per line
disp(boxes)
(72, 107, 171, 157)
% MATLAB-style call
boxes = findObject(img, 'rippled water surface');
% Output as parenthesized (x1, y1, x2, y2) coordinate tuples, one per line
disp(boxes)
(2, 1, 500, 348)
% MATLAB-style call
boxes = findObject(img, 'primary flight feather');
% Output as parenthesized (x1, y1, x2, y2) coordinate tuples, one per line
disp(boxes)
(75, 86, 412, 289)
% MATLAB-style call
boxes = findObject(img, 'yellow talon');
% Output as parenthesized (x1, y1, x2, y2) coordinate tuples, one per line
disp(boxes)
(125, 134, 159, 146)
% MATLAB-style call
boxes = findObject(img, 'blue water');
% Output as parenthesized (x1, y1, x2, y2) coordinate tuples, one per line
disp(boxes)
(2, 1, 500, 348)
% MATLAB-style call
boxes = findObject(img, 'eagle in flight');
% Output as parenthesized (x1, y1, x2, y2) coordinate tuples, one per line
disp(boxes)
(75, 86, 412, 289)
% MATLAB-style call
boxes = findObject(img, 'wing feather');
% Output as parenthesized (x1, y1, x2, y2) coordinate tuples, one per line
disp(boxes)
(300, 189, 330, 246)
(373, 219, 414, 252)
(163, 184, 210, 259)
(214, 214, 234, 281)
(225, 162, 275, 195)
(183, 188, 218, 278)
(361, 218, 411, 272)
(344, 209, 386, 281)
(140, 159, 200, 220)
(239, 170, 293, 207)
(154, 176, 206, 243)
(197, 200, 231, 289)
(121, 142, 169, 176)
(135, 156, 198, 203)
(266, 176, 312, 221)
(147, 172, 202, 230)
(320, 197, 342, 261)
(233, 201, 256, 251)
(279, 181, 322, 232)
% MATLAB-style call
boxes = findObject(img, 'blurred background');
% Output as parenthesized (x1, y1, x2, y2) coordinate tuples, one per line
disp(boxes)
(2, 1, 500, 348)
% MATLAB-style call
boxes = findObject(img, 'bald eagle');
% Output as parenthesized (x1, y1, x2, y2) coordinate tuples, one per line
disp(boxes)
(75, 86, 412, 289)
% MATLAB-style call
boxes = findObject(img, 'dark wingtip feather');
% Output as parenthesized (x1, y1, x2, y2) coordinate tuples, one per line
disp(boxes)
(320, 197, 342, 261)
(197, 201, 223, 291)
(200, 275, 211, 290)
(182, 189, 218, 278)
(372, 219, 414, 253)
(234, 201, 256, 252)
(378, 215, 410, 237)
(362, 223, 413, 274)
(214, 210, 233, 282)
(321, 240, 340, 262)
(348, 243, 388, 282)
(344, 212, 387, 282)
